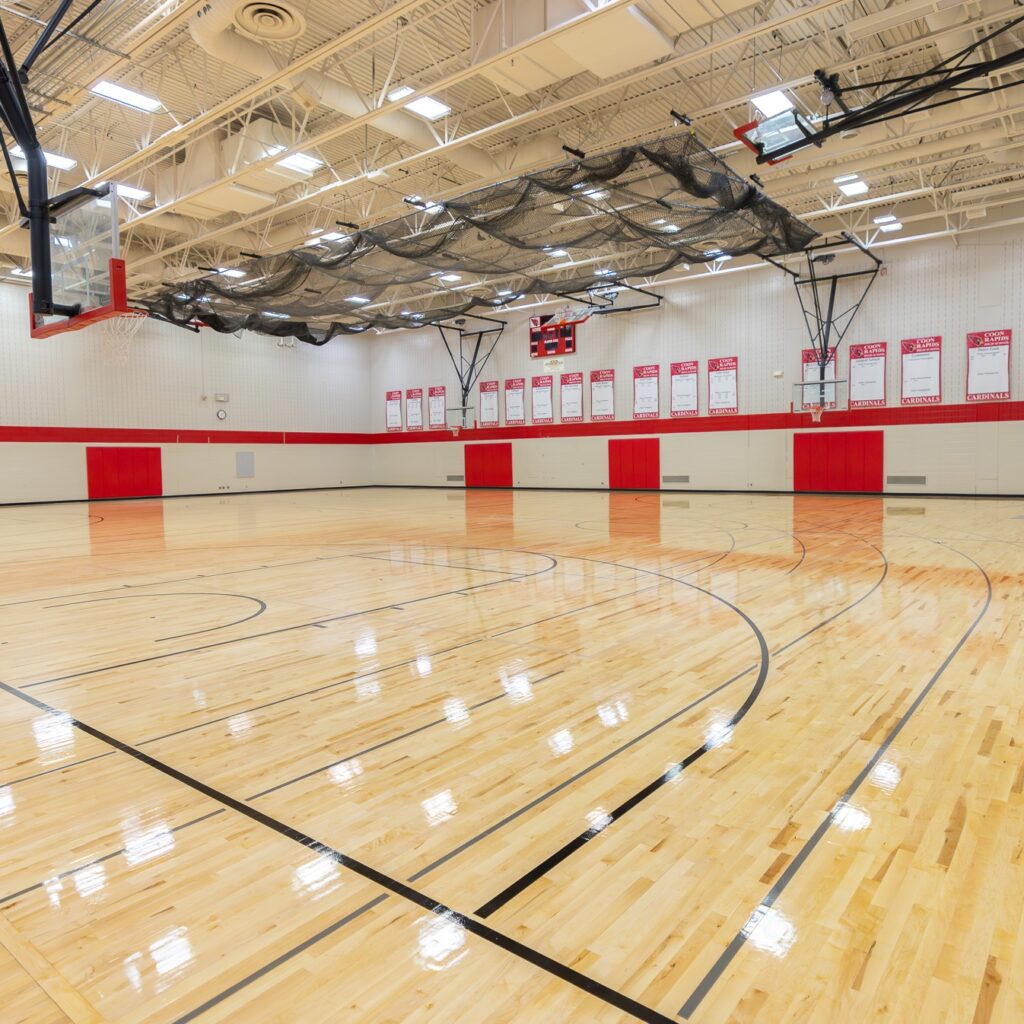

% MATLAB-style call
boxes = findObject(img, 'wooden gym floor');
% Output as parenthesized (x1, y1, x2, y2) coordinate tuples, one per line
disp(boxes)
(0, 487, 1021, 1024)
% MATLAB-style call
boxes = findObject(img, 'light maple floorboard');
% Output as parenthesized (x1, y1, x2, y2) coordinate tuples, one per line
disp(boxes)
(0, 487, 1022, 1023)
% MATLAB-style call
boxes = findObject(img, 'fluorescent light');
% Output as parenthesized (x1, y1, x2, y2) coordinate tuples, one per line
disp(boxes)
(263, 311, 289, 319)
(217, 268, 245, 279)
(404, 95, 450, 120)
(275, 152, 323, 174)
(439, 273, 462, 283)
(752, 90, 794, 119)
(582, 188, 608, 199)
(91, 80, 162, 113)
(596, 268, 616, 277)
(10, 145, 76, 171)
(497, 289, 513, 296)
(703, 248, 725, 257)
(308, 227, 324, 236)
(873, 213, 897, 224)
(347, 295, 371, 304)
(878, 221, 902, 232)
(388, 86, 415, 101)
(10, 267, 31, 277)
(662, 224, 680, 233)
(548, 249, 568, 258)
(320, 231, 348, 241)
(833, 173, 860, 184)
(366, 168, 387, 179)
(115, 183, 150, 201)
(838, 179, 869, 197)
(652, 218, 666, 225)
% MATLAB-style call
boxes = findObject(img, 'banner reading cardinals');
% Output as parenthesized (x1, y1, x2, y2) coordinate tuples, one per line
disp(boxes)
(849, 343, 887, 408)
(901, 337, 941, 405)
(966, 329, 1011, 401)
(405, 388, 423, 430)
(504, 378, 525, 426)
(670, 361, 698, 417)
(633, 364, 659, 419)
(560, 372, 584, 422)
(801, 347, 837, 409)
(531, 375, 553, 424)
(708, 356, 738, 415)
(385, 390, 402, 431)
(479, 380, 499, 426)
(590, 369, 615, 421)
(428, 385, 446, 428)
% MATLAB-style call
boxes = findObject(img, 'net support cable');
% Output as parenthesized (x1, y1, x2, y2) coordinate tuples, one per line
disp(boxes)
(436, 314, 506, 418)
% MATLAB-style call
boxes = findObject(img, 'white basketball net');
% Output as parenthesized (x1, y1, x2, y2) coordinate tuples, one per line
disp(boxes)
(100, 312, 147, 365)
(551, 304, 591, 325)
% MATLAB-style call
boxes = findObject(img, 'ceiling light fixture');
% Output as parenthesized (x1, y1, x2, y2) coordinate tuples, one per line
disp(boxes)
(387, 86, 415, 102)
(752, 90, 794, 119)
(90, 80, 162, 112)
(404, 95, 451, 120)
(10, 145, 76, 170)
(275, 151, 323, 174)
(838, 178, 869, 197)
(217, 268, 246, 279)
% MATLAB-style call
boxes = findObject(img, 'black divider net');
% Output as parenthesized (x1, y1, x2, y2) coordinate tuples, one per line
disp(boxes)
(143, 130, 819, 345)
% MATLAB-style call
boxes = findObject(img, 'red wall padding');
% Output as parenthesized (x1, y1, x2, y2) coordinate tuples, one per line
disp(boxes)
(608, 437, 660, 489)
(793, 431, 884, 492)
(464, 442, 513, 487)
(86, 446, 163, 499)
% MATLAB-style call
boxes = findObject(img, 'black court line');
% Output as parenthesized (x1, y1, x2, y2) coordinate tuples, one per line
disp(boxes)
(474, 539, 888, 918)
(1, 750, 116, 788)
(0, 809, 226, 905)
(20, 554, 557, 691)
(350, 552, 526, 575)
(0, 680, 676, 1024)
(247, 670, 565, 799)
(678, 543, 991, 1019)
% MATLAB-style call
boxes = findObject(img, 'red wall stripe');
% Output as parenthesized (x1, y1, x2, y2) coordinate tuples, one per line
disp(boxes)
(0, 397, 1023, 447)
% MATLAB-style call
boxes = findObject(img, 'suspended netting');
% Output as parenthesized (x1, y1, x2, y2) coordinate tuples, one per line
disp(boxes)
(141, 130, 819, 345)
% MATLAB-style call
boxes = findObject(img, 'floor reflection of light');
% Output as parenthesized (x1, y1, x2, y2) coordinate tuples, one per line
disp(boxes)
(742, 904, 797, 958)
(586, 807, 613, 833)
(292, 855, 342, 899)
(123, 952, 143, 993)
(73, 862, 106, 899)
(355, 630, 378, 659)
(416, 655, 432, 677)
(328, 759, 363, 788)
(548, 728, 575, 757)
(832, 801, 872, 832)
(150, 927, 194, 982)
(192, 689, 208, 709)
(416, 912, 468, 972)
(596, 700, 629, 727)
(870, 759, 902, 793)
(32, 713, 75, 761)
(663, 762, 683, 783)
(43, 876, 63, 908)
(703, 716, 734, 749)
(227, 713, 253, 737)
(122, 821, 175, 866)
(444, 698, 470, 727)
(0, 786, 14, 827)
(421, 789, 458, 827)
(356, 678, 381, 701)
(501, 672, 533, 704)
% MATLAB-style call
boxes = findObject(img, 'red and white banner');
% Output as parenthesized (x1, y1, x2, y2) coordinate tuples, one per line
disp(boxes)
(560, 371, 584, 422)
(801, 347, 837, 409)
(531, 375, 553, 424)
(966, 329, 1011, 401)
(385, 390, 402, 432)
(633, 364, 659, 419)
(901, 337, 941, 405)
(590, 369, 615, 420)
(504, 378, 525, 426)
(670, 360, 698, 417)
(708, 356, 738, 415)
(405, 388, 423, 430)
(479, 380, 499, 426)
(428, 385, 446, 428)
(849, 343, 886, 408)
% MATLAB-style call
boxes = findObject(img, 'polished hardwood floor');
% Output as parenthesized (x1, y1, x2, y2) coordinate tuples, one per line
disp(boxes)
(0, 487, 1021, 1023)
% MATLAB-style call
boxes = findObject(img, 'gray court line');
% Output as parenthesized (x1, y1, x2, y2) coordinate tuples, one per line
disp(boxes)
(0, 809, 226, 906)
(1, 750, 116, 788)
(678, 543, 992, 1019)
(350, 552, 526, 575)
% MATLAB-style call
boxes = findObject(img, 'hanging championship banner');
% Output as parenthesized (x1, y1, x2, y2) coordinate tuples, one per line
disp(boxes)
(590, 369, 615, 421)
(560, 372, 584, 422)
(532, 375, 553, 424)
(385, 390, 402, 432)
(900, 337, 941, 405)
(405, 388, 423, 430)
(800, 347, 837, 409)
(670, 361, 698, 417)
(504, 378, 525, 426)
(428, 385, 446, 428)
(849, 343, 886, 408)
(966, 329, 1011, 401)
(708, 356, 738, 415)
(633, 364, 659, 419)
(479, 380, 499, 426)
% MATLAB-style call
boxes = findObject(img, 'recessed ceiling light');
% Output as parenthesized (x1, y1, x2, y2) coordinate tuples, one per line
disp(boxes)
(320, 231, 348, 241)
(439, 273, 462, 283)
(548, 249, 569, 257)
(752, 90, 794, 119)
(275, 152, 323, 175)
(873, 213, 897, 224)
(662, 224, 680, 233)
(113, 183, 150, 201)
(365, 168, 387, 179)
(91, 80, 162, 112)
(878, 221, 902, 232)
(404, 95, 451, 120)
(582, 188, 608, 199)
(388, 86, 415, 102)
(10, 145, 76, 170)
(263, 311, 289, 318)
(838, 179, 869, 197)
(10, 267, 31, 277)
(217, 268, 246, 278)
(596, 268, 616, 277)
(347, 295, 371, 304)
(833, 173, 860, 184)
(497, 289, 513, 296)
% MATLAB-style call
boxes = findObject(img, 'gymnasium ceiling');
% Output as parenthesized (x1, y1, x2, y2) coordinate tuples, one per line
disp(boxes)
(1, 0, 1023, 306)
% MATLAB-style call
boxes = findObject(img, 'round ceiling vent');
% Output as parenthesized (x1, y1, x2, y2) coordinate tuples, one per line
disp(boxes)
(233, 1, 306, 41)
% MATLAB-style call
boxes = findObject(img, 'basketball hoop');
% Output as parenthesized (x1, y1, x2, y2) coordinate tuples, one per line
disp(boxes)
(810, 405, 824, 424)
(100, 310, 147, 365)
(450, 424, 460, 438)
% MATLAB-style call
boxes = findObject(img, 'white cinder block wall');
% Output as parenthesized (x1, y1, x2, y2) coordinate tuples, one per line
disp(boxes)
(371, 229, 1024, 495)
